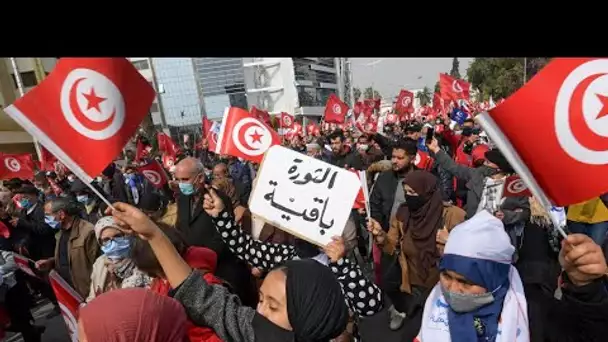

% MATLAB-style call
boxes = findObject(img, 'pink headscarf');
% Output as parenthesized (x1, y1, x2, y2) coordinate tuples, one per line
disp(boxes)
(79, 288, 188, 342)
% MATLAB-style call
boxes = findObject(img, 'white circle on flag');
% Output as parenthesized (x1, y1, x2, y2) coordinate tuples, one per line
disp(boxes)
(4, 157, 21, 172)
(283, 116, 292, 127)
(232, 117, 273, 156)
(414, 153, 421, 165)
(60, 68, 126, 140)
(506, 178, 526, 194)
(142, 170, 161, 185)
(452, 80, 463, 93)
(402, 96, 411, 107)
(555, 59, 608, 164)
(333, 104, 342, 114)
(58, 302, 79, 342)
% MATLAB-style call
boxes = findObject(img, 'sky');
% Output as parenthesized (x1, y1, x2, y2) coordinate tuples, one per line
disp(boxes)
(350, 58, 474, 100)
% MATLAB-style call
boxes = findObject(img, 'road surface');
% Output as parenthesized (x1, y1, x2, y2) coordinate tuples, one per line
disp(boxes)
(5, 301, 69, 342)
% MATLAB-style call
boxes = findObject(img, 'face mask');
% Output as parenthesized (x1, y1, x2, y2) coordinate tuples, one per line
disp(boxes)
(441, 284, 497, 313)
(19, 198, 32, 209)
(101, 236, 132, 260)
(67, 175, 76, 183)
(179, 182, 195, 196)
(358, 144, 369, 151)
(405, 194, 424, 211)
(44, 215, 61, 229)
(76, 194, 89, 204)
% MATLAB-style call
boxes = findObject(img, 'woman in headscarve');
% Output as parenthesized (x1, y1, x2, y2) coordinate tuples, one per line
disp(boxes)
(416, 210, 608, 342)
(368, 170, 444, 329)
(108, 198, 368, 342)
(86, 216, 152, 302)
(78, 288, 188, 342)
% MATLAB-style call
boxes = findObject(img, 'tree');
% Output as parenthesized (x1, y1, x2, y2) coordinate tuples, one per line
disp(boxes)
(466, 58, 550, 100)
(449, 57, 461, 79)
(353, 87, 361, 102)
(434, 81, 441, 94)
(363, 87, 381, 99)
(416, 86, 432, 106)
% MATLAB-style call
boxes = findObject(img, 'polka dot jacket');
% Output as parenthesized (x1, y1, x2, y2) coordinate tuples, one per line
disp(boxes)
(213, 210, 384, 317)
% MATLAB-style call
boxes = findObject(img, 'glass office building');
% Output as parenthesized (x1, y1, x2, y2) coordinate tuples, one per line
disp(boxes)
(152, 58, 203, 127)
(192, 58, 248, 119)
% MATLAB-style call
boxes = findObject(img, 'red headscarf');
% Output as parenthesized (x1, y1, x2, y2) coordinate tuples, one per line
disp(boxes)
(79, 288, 188, 342)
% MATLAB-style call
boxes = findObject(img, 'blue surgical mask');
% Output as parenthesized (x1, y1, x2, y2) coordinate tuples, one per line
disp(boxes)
(44, 215, 61, 229)
(101, 236, 132, 260)
(19, 199, 32, 209)
(76, 194, 89, 204)
(179, 182, 195, 196)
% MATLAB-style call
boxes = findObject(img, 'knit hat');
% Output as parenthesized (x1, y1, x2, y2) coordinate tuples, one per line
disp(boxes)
(94, 216, 119, 241)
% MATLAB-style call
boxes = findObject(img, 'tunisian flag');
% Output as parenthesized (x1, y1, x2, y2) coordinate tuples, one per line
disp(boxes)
(138, 161, 168, 189)
(49, 270, 83, 341)
(439, 73, 470, 102)
(395, 90, 415, 114)
(477, 58, 608, 206)
(40, 146, 58, 171)
(157, 132, 180, 158)
(280, 112, 294, 129)
(0, 153, 35, 180)
(324, 94, 348, 124)
(251, 106, 272, 127)
(3, 58, 155, 183)
(215, 107, 280, 163)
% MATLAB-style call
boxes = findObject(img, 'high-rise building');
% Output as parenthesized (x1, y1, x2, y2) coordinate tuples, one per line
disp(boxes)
(0, 58, 57, 154)
(127, 58, 165, 128)
(243, 58, 344, 119)
(191, 58, 248, 119)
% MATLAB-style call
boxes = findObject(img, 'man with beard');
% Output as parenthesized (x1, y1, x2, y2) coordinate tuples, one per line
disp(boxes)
(173, 157, 256, 306)
(369, 138, 419, 232)
(322, 130, 364, 170)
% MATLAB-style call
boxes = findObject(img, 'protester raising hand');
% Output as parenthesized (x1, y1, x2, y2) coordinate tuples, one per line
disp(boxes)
(324, 236, 346, 263)
(108, 202, 160, 240)
(559, 233, 608, 287)
(202, 186, 225, 218)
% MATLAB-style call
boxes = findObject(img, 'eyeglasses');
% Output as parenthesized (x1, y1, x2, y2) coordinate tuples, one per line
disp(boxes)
(100, 233, 125, 246)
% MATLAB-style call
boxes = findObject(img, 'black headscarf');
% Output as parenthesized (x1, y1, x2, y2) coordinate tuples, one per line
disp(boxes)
(282, 259, 348, 342)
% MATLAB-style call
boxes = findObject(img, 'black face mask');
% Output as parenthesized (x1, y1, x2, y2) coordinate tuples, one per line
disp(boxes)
(463, 141, 474, 155)
(405, 194, 425, 211)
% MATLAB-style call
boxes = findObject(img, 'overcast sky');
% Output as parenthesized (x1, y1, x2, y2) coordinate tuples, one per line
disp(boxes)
(350, 58, 474, 100)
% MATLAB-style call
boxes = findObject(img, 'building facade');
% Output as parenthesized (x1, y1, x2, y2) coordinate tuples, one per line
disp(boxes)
(0, 58, 57, 154)
(127, 58, 165, 128)
(242, 57, 344, 119)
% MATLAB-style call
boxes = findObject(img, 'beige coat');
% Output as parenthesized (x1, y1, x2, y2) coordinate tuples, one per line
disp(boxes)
(86, 255, 152, 302)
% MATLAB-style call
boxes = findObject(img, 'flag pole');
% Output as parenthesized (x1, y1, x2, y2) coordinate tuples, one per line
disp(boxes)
(523, 58, 527, 84)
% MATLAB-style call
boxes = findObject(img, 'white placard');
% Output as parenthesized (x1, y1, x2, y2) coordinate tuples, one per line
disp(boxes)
(249, 146, 361, 246)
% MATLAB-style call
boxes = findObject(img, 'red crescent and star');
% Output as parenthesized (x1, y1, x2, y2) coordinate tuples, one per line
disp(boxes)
(567, 73, 608, 151)
(250, 129, 263, 143)
(596, 93, 608, 119)
(69, 77, 115, 131)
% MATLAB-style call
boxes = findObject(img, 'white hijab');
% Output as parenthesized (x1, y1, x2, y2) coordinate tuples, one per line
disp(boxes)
(416, 211, 530, 342)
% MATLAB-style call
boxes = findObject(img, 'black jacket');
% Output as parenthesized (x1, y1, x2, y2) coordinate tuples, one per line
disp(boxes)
(322, 150, 365, 171)
(175, 190, 256, 306)
(16, 203, 56, 260)
(370, 170, 399, 232)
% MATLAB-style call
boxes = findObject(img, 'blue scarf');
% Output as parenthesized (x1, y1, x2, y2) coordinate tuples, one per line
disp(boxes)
(440, 254, 510, 342)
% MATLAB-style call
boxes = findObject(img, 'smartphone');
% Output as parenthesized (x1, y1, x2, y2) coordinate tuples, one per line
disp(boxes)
(426, 127, 435, 143)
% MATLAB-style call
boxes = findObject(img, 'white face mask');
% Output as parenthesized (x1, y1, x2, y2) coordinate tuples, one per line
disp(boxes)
(357, 144, 369, 151)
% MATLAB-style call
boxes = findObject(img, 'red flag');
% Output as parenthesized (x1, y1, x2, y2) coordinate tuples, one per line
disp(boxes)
(215, 107, 280, 163)
(3, 58, 155, 182)
(503, 175, 533, 198)
(202, 115, 213, 138)
(137, 161, 168, 189)
(251, 106, 272, 127)
(439, 73, 470, 102)
(162, 154, 176, 170)
(280, 112, 295, 129)
(0, 153, 35, 180)
(364, 98, 381, 110)
(49, 270, 83, 341)
(353, 102, 363, 116)
(157, 132, 180, 158)
(395, 90, 415, 114)
(206, 121, 221, 152)
(414, 151, 434, 170)
(306, 122, 318, 136)
(324, 94, 348, 124)
(40, 145, 57, 171)
(433, 92, 444, 113)
(135, 138, 151, 162)
(385, 113, 398, 125)
(477, 58, 608, 206)
(14, 254, 38, 278)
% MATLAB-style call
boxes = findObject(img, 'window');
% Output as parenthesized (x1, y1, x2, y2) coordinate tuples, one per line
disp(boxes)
(150, 102, 159, 113)
(11, 71, 38, 88)
(132, 60, 150, 70)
